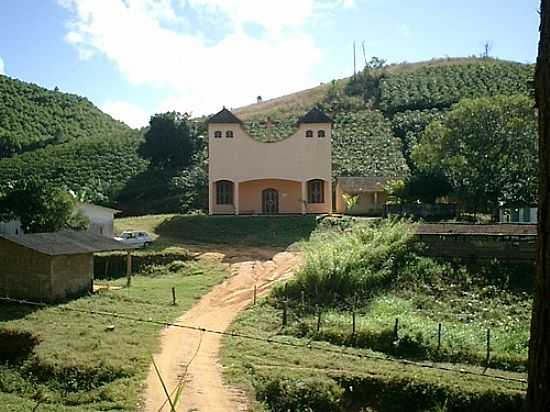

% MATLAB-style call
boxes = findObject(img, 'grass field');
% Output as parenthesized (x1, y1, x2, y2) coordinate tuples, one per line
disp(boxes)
(221, 302, 527, 412)
(221, 220, 531, 411)
(115, 214, 318, 248)
(0, 261, 228, 411)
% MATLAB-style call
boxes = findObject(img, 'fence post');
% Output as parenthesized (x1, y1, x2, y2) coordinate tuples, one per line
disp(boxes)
(301, 290, 305, 311)
(172, 287, 176, 305)
(253, 284, 257, 305)
(394, 318, 399, 341)
(437, 323, 442, 352)
(316, 306, 322, 333)
(352, 309, 356, 336)
(484, 328, 491, 371)
(126, 251, 132, 288)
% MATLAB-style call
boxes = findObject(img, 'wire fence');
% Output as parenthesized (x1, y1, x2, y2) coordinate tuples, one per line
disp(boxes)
(0, 296, 527, 385)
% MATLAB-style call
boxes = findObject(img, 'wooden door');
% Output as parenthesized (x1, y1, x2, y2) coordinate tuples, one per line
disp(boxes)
(262, 189, 279, 214)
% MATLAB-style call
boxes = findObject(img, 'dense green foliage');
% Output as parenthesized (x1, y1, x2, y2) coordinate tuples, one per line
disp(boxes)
(378, 61, 534, 113)
(332, 111, 408, 177)
(139, 112, 202, 169)
(0, 75, 129, 158)
(0, 179, 88, 233)
(413, 94, 537, 212)
(0, 133, 148, 204)
(390, 109, 446, 167)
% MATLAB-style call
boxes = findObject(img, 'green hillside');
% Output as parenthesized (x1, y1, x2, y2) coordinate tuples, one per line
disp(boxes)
(378, 61, 533, 113)
(0, 74, 129, 157)
(0, 133, 148, 202)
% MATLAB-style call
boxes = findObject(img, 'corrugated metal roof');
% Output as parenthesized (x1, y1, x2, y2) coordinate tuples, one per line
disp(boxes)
(416, 224, 537, 236)
(337, 176, 398, 193)
(0, 231, 136, 256)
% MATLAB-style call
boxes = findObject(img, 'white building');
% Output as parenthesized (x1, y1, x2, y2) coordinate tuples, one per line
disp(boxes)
(498, 203, 537, 224)
(0, 202, 120, 237)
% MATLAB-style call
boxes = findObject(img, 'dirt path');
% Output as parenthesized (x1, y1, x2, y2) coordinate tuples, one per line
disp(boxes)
(143, 250, 302, 412)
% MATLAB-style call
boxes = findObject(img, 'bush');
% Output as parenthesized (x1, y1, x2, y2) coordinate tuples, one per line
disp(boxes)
(275, 220, 419, 306)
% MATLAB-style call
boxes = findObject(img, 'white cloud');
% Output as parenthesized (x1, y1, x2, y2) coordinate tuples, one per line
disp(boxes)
(0, 56, 4, 75)
(58, 0, 349, 117)
(101, 100, 151, 128)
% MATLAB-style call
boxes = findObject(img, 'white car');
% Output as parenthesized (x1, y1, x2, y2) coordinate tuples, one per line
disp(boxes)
(114, 231, 153, 247)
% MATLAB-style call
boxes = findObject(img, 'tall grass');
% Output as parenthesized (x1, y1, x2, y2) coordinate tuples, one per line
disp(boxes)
(276, 220, 420, 305)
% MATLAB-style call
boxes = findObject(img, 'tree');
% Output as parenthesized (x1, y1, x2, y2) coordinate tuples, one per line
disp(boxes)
(397, 169, 452, 204)
(138, 112, 202, 169)
(412, 94, 538, 213)
(528, 1, 550, 409)
(0, 179, 88, 233)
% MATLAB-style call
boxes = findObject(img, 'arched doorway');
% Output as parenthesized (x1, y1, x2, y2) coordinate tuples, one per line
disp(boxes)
(262, 188, 279, 214)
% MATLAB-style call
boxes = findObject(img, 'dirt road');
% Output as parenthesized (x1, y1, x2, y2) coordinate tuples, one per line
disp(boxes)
(143, 250, 302, 412)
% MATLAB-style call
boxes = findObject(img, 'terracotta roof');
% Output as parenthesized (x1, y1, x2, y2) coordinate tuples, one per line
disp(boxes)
(208, 107, 242, 124)
(0, 231, 136, 256)
(415, 224, 537, 236)
(297, 107, 333, 124)
(337, 176, 398, 193)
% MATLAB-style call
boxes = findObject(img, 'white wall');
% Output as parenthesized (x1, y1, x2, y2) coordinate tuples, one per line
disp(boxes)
(77, 203, 118, 237)
(0, 219, 23, 236)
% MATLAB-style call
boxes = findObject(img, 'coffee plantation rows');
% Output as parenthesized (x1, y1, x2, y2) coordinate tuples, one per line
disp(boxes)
(0, 74, 129, 157)
(0, 133, 147, 201)
(332, 110, 408, 177)
(243, 117, 299, 142)
(378, 61, 534, 113)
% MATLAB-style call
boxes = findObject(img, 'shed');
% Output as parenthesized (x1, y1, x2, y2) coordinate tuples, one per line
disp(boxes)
(335, 176, 396, 216)
(498, 202, 537, 224)
(0, 231, 134, 303)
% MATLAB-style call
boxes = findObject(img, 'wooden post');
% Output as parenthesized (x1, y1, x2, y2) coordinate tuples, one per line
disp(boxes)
(253, 284, 257, 305)
(126, 251, 132, 287)
(352, 309, 356, 336)
(172, 287, 176, 305)
(437, 323, 442, 352)
(301, 290, 305, 310)
(394, 318, 399, 341)
(484, 328, 491, 371)
(316, 306, 322, 332)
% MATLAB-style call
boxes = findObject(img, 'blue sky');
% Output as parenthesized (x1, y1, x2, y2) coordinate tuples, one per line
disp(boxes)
(0, 0, 540, 128)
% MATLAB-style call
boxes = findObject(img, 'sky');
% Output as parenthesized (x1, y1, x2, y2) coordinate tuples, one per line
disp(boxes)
(0, 0, 541, 128)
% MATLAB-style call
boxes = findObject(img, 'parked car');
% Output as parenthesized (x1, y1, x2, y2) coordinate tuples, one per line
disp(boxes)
(114, 231, 153, 247)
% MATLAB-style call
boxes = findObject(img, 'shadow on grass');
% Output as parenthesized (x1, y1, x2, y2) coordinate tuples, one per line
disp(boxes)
(0, 302, 40, 322)
(156, 214, 318, 249)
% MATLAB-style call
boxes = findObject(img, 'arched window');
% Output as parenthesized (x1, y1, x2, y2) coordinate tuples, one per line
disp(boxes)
(226, 130, 234, 138)
(317, 130, 326, 138)
(216, 180, 233, 205)
(305, 130, 313, 138)
(214, 130, 222, 138)
(307, 179, 324, 203)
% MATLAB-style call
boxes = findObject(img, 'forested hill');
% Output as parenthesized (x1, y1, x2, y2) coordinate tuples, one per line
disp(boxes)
(0, 74, 130, 158)
(234, 57, 534, 179)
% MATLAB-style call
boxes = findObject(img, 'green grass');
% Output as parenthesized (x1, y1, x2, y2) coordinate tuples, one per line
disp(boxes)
(0, 261, 228, 411)
(116, 214, 318, 249)
(221, 302, 527, 412)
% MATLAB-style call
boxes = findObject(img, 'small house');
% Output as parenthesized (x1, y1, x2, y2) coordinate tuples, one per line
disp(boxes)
(0, 231, 133, 303)
(335, 176, 394, 216)
(77, 202, 120, 237)
(0, 202, 120, 238)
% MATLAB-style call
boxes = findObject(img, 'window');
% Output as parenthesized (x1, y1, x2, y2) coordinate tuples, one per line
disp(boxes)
(317, 130, 326, 138)
(226, 130, 234, 138)
(214, 130, 222, 138)
(216, 180, 233, 205)
(307, 179, 324, 203)
(305, 130, 313, 138)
